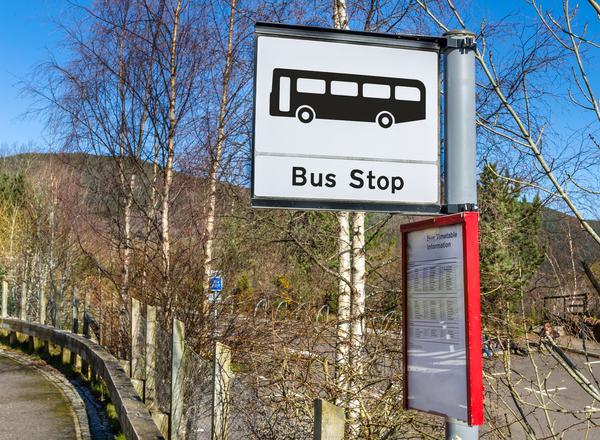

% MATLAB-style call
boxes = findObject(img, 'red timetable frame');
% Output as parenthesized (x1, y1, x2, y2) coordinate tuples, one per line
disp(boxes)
(401, 212, 484, 426)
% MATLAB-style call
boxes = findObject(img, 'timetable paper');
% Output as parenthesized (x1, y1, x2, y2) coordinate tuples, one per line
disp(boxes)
(405, 223, 468, 421)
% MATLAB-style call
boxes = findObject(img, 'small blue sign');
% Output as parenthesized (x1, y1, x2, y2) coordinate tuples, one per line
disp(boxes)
(209, 276, 223, 292)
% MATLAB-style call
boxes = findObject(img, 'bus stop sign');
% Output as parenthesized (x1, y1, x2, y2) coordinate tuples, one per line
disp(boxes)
(252, 23, 441, 214)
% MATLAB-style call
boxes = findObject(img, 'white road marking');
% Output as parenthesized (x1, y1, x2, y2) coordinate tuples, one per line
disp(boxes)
(585, 360, 600, 365)
(492, 372, 506, 376)
(524, 386, 567, 397)
(286, 348, 322, 360)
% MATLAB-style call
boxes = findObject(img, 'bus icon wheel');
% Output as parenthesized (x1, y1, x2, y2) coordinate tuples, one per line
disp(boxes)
(376, 111, 394, 128)
(296, 106, 315, 123)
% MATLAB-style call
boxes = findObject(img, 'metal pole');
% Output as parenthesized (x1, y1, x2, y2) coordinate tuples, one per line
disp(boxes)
(446, 418, 478, 440)
(212, 293, 218, 338)
(444, 29, 477, 213)
(443, 29, 479, 440)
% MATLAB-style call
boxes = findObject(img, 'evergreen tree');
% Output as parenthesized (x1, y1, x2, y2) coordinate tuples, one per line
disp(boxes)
(478, 164, 544, 320)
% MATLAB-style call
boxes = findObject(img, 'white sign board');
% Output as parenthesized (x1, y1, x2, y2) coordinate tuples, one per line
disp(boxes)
(405, 222, 467, 419)
(252, 24, 440, 213)
(207, 291, 222, 304)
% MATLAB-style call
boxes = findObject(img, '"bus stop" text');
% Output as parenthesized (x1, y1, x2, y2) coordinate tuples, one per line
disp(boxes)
(292, 166, 405, 194)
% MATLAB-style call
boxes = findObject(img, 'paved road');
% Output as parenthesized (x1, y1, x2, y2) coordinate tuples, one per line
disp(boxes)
(484, 347, 600, 439)
(0, 352, 79, 440)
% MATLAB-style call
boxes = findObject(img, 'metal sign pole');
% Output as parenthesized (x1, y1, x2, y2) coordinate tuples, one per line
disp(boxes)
(444, 29, 477, 213)
(446, 418, 478, 440)
(443, 29, 479, 440)
(209, 273, 222, 338)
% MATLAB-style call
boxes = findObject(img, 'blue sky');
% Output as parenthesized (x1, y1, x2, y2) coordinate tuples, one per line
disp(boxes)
(0, 0, 84, 153)
(0, 1, 598, 155)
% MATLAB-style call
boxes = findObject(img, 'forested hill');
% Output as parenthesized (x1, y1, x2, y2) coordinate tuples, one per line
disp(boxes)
(541, 207, 600, 297)
(2, 151, 598, 273)
(542, 207, 600, 267)
(0, 152, 205, 190)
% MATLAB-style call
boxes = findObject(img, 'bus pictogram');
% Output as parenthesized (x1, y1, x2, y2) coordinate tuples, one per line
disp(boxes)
(269, 68, 426, 128)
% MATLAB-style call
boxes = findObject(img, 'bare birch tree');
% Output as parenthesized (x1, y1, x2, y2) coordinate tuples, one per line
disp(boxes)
(202, 0, 238, 312)
(160, 0, 183, 311)
(415, 0, 600, 246)
(333, 0, 353, 416)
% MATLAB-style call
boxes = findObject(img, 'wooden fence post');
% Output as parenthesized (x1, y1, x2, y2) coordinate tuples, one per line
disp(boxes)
(72, 296, 79, 333)
(39, 285, 46, 325)
(171, 318, 185, 440)
(131, 298, 145, 397)
(71, 297, 82, 369)
(211, 341, 233, 440)
(81, 312, 91, 380)
(34, 284, 46, 350)
(9, 330, 17, 345)
(145, 304, 157, 406)
(20, 282, 27, 320)
(1, 280, 7, 318)
(313, 399, 345, 440)
(61, 343, 71, 365)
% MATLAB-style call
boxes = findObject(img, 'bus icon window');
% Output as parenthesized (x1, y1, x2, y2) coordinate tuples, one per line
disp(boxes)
(269, 68, 426, 128)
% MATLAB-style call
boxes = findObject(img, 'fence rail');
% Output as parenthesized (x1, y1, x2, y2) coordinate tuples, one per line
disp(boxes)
(0, 317, 163, 440)
(1, 284, 347, 440)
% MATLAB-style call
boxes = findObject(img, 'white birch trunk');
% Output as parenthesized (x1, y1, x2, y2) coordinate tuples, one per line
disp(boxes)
(333, 3, 367, 435)
(333, 0, 354, 413)
(48, 179, 56, 325)
(202, 0, 237, 313)
(349, 211, 366, 437)
(162, 0, 183, 311)
(137, 15, 160, 301)
(122, 173, 135, 301)
(117, 24, 133, 354)
(335, 211, 352, 405)
(142, 140, 160, 299)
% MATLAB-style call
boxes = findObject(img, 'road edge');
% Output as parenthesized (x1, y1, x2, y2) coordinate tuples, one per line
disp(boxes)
(0, 345, 91, 440)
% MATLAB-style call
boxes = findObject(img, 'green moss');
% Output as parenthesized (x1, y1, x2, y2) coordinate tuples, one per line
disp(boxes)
(230, 361, 245, 373)
(106, 403, 122, 433)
